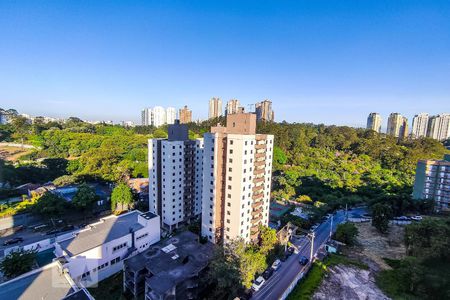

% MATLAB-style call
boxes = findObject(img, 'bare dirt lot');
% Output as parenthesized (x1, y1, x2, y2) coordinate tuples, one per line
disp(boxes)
(313, 223, 406, 299)
(0, 145, 33, 161)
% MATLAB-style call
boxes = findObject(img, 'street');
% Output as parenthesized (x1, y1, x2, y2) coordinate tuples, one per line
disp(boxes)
(252, 208, 366, 300)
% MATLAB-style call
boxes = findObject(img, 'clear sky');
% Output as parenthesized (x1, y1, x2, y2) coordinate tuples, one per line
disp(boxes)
(0, 0, 449, 127)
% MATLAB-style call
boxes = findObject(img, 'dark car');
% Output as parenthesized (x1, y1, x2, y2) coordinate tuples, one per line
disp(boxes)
(280, 255, 287, 262)
(45, 229, 61, 235)
(262, 268, 274, 280)
(299, 256, 309, 266)
(287, 246, 295, 255)
(3, 237, 24, 246)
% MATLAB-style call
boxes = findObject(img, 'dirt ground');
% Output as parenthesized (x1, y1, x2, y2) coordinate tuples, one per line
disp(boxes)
(348, 222, 406, 271)
(0, 146, 33, 161)
(313, 223, 407, 299)
(313, 265, 389, 300)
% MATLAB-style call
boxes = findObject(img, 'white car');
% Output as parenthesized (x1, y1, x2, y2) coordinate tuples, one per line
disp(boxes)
(251, 276, 266, 291)
(271, 259, 281, 271)
(411, 215, 423, 221)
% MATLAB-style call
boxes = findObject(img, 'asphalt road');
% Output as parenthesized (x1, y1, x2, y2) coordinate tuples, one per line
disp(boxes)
(252, 208, 366, 300)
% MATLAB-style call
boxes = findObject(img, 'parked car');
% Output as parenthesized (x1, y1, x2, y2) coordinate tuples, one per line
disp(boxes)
(411, 215, 423, 221)
(287, 246, 295, 256)
(251, 276, 266, 292)
(299, 256, 309, 266)
(271, 259, 281, 270)
(262, 268, 274, 280)
(394, 216, 410, 221)
(280, 254, 287, 262)
(3, 237, 24, 246)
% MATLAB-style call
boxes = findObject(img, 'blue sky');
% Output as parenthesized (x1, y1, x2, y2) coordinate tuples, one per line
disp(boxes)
(0, 0, 449, 127)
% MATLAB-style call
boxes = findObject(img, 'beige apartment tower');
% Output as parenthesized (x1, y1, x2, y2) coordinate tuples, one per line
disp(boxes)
(387, 113, 408, 139)
(208, 97, 222, 119)
(179, 105, 192, 124)
(255, 100, 274, 122)
(226, 99, 242, 115)
(366, 113, 382, 133)
(201, 113, 274, 244)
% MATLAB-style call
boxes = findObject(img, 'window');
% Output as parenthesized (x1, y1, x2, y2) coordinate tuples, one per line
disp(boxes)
(110, 257, 120, 265)
(230, 140, 234, 145)
(112, 242, 127, 252)
(229, 149, 233, 154)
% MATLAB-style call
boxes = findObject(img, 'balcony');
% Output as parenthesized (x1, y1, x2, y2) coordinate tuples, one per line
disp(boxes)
(254, 169, 265, 176)
(255, 152, 265, 159)
(252, 215, 263, 223)
(254, 160, 265, 167)
(255, 144, 266, 150)
(252, 200, 263, 208)
(253, 177, 264, 184)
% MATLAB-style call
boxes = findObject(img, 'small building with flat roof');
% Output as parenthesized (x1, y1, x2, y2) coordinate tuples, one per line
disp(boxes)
(123, 231, 214, 300)
(54, 210, 160, 287)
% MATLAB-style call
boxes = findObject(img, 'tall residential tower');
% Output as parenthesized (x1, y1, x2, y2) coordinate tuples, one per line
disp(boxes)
(366, 113, 382, 133)
(201, 113, 274, 244)
(255, 100, 274, 122)
(148, 121, 204, 230)
(427, 114, 450, 141)
(411, 113, 429, 138)
(208, 97, 222, 119)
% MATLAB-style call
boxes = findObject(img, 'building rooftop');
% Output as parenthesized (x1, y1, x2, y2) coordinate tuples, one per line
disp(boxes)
(124, 231, 214, 295)
(0, 262, 85, 300)
(58, 211, 150, 256)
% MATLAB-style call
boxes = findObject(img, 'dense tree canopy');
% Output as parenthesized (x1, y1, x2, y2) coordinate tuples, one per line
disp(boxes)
(0, 249, 37, 279)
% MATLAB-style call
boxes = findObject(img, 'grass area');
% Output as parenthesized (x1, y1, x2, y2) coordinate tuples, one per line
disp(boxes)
(0, 197, 37, 218)
(87, 271, 127, 300)
(287, 254, 368, 300)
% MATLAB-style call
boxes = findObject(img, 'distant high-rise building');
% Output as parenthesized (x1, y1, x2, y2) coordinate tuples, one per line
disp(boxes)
(366, 113, 382, 133)
(208, 97, 222, 119)
(179, 105, 192, 124)
(387, 113, 407, 138)
(427, 114, 450, 141)
(166, 107, 176, 125)
(399, 117, 409, 139)
(152, 106, 166, 127)
(201, 113, 274, 244)
(411, 113, 429, 138)
(148, 121, 204, 230)
(226, 99, 242, 115)
(255, 100, 274, 122)
(412, 154, 450, 212)
(141, 108, 152, 126)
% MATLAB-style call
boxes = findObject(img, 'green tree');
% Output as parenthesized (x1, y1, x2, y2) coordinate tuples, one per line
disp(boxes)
(10, 115, 31, 145)
(259, 226, 278, 255)
(371, 203, 393, 233)
(334, 222, 359, 245)
(72, 184, 98, 211)
(208, 246, 241, 298)
(111, 183, 133, 212)
(32, 192, 67, 217)
(0, 249, 37, 279)
(153, 129, 168, 138)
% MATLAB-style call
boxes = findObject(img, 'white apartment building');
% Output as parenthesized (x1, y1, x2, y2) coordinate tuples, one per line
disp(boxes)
(208, 97, 222, 119)
(148, 121, 204, 231)
(366, 112, 382, 133)
(387, 113, 408, 138)
(54, 211, 160, 287)
(166, 107, 176, 125)
(201, 113, 274, 244)
(412, 113, 429, 138)
(427, 114, 450, 141)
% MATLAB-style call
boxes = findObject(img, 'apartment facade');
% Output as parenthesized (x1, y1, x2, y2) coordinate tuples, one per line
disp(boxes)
(179, 105, 192, 124)
(411, 113, 429, 138)
(255, 99, 274, 122)
(165, 107, 176, 125)
(208, 97, 222, 119)
(201, 113, 274, 244)
(148, 121, 204, 230)
(366, 112, 382, 133)
(226, 99, 242, 115)
(387, 113, 408, 138)
(413, 154, 450, 212)
(427, 114, 450, 141)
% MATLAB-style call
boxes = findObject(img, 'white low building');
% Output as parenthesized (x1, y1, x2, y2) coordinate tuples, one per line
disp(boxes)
(54, 210, 160, 287)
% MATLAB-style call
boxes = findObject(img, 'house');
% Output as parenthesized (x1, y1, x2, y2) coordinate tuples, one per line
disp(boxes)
(54, 211, 160, 287)
(324, 240, 344, 254)
(123, 231, 214, 300)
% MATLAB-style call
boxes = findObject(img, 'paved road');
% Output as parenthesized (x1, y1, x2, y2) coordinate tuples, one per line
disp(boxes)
(252, 208, 366, 300)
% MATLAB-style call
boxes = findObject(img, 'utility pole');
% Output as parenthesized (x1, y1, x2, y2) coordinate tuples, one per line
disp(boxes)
(309, 232, 315, 262)
(345, 204, 348, 220)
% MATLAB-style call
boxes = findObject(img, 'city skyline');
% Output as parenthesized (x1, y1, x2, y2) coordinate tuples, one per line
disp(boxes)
(1, 1, 449, 126)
